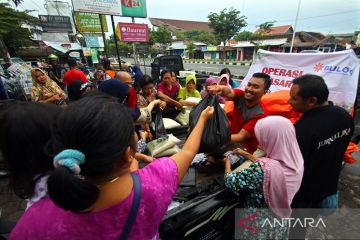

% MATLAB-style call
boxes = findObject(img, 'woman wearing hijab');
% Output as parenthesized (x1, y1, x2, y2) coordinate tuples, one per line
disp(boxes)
(201, 77, 226, 104)
(220, 68, 238, 88)
(224, 116, 304, 239)
(218, 73, 232, 87)
(31, 68, 67, 106)
(177, 74, 201, 107)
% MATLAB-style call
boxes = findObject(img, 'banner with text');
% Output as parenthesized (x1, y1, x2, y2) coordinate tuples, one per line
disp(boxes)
(85, 36, 104, 48)
(91, 48, 99, 63)
(116, 23, 149, 42)
(39, 15, 73, 33)
(73, 0, 122, 16)
(239, 49, 360, 112)
(75, 12, 108, 32)
(121, 0, 147, 18)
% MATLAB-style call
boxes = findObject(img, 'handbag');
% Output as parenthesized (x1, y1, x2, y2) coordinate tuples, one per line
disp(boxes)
(119, 173, 142, 240)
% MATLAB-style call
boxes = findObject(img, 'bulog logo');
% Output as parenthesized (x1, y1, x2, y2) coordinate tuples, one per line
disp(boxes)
(314, 63, 354, 76)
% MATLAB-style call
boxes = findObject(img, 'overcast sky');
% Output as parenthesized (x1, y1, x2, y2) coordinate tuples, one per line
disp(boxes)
(16, 0, 360, 35)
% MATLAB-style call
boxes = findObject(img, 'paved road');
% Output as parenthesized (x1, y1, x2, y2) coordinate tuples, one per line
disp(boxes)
(184, 63, 250, 77)
(122, 58, 250, 78)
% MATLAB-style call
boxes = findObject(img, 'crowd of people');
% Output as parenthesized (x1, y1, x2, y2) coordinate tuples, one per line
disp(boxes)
(0, 54, 355, 239)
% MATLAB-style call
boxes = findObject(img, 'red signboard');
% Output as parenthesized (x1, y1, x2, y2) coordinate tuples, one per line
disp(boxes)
(117, 23, 149, 42)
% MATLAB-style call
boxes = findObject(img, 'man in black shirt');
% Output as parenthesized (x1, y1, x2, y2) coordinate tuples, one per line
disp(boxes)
(47, 54, 66, 90)
(288, 74, 354, 238)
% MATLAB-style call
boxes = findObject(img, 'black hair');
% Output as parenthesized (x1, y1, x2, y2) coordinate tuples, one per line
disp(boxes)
(101, 58, 112, 70)
(220, 68, 231, 77)
(220, 68, 235, 86)
(68, 59, 77, 68)
(0, 102, 61, 199)
(47, 92, 135, 212)
(139, 75, 154, 89)
(292, 74, 329, 104)
(160, 70, 172, 80)
(68, 80, 93, 102)
(252, 72, 271, 91)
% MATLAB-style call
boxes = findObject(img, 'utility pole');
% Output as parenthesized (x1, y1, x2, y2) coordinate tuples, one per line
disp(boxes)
(290, 0, 301, 53)
(99, 14, 107, 58)
(132, 17, 138, 65)
(111, 15, 122, 70)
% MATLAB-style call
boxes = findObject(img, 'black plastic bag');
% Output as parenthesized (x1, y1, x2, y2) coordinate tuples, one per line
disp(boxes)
(188, 95, 231, 153)
(154, 107, 167, 138)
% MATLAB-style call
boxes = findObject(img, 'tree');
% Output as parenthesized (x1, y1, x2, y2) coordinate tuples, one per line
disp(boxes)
(176, 30, 218, 45)
(251, 21, 277, 52)
(0, 3, 39, 65)
(175, 31, 185, 41)
(9, 0, 23, 6)
(234, 31, 253, 41)
(106, 34, 133, 57)
(149, 27, 172, 53)
(208, 7, 247, 59)
(256, 21, 276, 35)
(187, 41, 196, 59)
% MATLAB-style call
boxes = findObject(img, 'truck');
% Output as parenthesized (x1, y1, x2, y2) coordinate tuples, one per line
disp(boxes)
(151, 55, 184, 82)
(151, 55, 208, 91)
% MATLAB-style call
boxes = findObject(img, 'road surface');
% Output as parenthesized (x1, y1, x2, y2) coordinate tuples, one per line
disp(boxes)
(122, 58, 250, 78)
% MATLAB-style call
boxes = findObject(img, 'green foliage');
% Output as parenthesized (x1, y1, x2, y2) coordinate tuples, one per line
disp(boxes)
(0, 3, 39, 37)
(234, 21, 276, 43)
(234, 31, 253, 41)
(176, 31, 185, 41)
(256, 21, 276, 35)
(149, 27, 172, 46)
(0, 3, 40, 62)
(9, 0, 23, 6)
(234, 31, 263, 41)
(106, 35, 133, 56)
(176, 30, 218, 45)
(250, 21, 277, 50)
(208, 7, 247, 45)
(186, 41, 196, 58)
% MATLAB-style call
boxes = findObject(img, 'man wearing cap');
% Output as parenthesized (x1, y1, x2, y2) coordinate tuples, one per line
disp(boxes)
(47, 54, 66, 90)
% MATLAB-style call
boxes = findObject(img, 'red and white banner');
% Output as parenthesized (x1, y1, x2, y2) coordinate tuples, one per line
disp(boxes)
(116, 23, 149, 42)
(240, 49, 360, 111)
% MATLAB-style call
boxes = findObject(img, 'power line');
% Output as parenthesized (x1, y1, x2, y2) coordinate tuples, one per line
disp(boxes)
(275, 9, 360, 23)
(28, 0, 46, 13)
(246, 9, 359, 28)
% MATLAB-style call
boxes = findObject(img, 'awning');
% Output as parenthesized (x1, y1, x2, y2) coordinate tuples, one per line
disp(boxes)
(232, 38, 288, 48)
(42, 41, 82, 53)
(282, 42, 316, 47)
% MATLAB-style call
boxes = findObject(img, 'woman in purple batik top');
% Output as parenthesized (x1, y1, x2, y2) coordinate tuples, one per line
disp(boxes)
(10, 92, 214, 240)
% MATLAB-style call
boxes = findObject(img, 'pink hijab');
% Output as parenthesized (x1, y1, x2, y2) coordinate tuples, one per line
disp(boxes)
(255, 116, 304, 218)
(218, 74, 231, 87)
